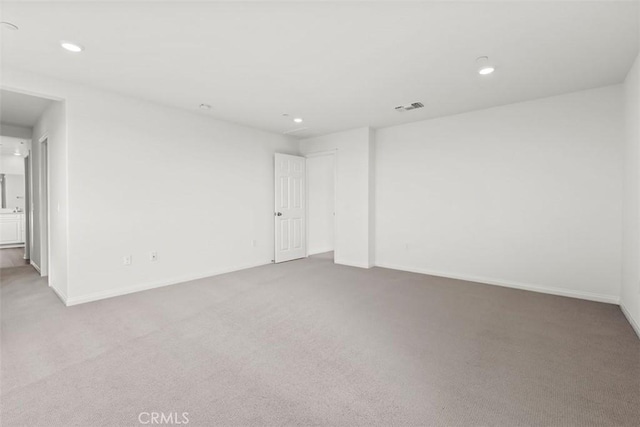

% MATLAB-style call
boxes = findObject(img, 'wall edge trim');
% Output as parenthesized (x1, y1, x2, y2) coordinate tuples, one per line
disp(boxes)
(620, 301, 640, 340)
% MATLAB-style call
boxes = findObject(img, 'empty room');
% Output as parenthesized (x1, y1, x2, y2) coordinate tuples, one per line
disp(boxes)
(1, 1, 639, 426)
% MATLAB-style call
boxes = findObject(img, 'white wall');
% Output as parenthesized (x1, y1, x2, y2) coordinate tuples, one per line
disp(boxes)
(2, 66, 634, 316)
(2, 68, 298, 305)
(376, 85, 624, 303)
(622, 52, 640, 336)
(300, 127, 375, 268)
(368, 128, 376, 267)
(32, 100, 67, 298)
(306, 153, 335, 255)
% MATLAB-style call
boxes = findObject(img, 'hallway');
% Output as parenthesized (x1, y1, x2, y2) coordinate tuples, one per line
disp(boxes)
(0, 248, 28, 269)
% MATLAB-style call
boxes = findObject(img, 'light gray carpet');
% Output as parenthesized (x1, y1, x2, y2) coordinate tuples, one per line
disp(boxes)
(1, 254, 639, 426)
(0, 248, 28, 269)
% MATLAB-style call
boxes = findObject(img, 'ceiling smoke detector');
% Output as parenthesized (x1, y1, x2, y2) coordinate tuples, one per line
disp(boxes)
(394, 102, 424, 112)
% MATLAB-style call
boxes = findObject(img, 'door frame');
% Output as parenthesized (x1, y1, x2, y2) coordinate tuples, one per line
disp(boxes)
(38, 134, 50, 278)
(304, 149, 337, 259)
(24, 152, 31, 261)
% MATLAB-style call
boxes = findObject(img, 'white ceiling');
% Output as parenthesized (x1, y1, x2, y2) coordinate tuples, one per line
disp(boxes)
(1, 1, 638, 138)
(0, 89, 53, 128)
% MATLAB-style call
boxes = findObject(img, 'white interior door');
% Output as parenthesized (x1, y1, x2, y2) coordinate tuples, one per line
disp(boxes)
(274, 153, 306, 263)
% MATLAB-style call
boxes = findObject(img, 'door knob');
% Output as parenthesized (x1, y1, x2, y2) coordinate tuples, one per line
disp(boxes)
(276, 212, 283, 216)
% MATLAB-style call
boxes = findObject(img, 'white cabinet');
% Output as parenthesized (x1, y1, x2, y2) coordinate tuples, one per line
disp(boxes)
(0, 213, 26, 245)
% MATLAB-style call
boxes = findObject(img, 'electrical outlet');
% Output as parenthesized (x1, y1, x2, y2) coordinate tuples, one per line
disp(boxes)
(123, 255, 132, 266)
(251, 240, 257, 247)
(150, 251, 158, 262)
(405, 243, 409, 251)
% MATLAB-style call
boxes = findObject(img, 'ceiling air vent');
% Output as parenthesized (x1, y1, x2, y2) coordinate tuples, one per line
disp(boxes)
(394, 102, 424, 112)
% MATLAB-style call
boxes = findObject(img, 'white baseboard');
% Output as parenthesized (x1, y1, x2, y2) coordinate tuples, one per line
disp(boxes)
(51, 284, 68, 306)
(30, 260, 41, 273)
(64, 261, 270, 306)
(375, 263, 620, 305)
(620, 302, 640, 340)
(0, 244, 25, 249)
(336, 259, 373, 269)
(308, 248, 334, 256)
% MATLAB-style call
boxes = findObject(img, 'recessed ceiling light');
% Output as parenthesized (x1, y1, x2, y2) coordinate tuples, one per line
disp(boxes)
(0, 22, 19, 31)
(60, 41, 84, 53)
(199, 104, 211, 110)
(293, 118, 303, 123)
(13, 152, 21, 156)
(476, 56, 495, 75)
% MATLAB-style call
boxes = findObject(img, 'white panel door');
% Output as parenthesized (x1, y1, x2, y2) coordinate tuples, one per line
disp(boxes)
(274, 153, 306, 263)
